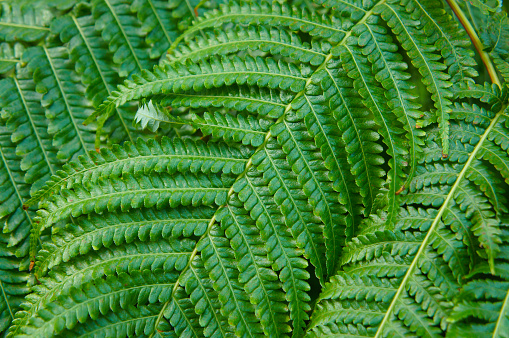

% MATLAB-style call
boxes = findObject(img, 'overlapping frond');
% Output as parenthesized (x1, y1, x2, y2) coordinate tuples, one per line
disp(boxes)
(3, 0, 509, 337)
(26, 136, 249, 207)
(307, 84, 509, 337)
(93, 55, 308, 123)
(379, 0, 454, 154)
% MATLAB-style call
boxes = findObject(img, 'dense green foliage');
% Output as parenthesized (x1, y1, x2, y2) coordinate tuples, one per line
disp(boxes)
(0, 0, 508, 337)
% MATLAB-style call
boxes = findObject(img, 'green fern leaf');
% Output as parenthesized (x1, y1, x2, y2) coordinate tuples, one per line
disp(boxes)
(0, 69, 60, 195)
(379, 0, 454, 154)
(131, 0, 178, 59)
(24, 45, 96, 161)
(169, 25, 329, 66)
(170, 0, 347, 50)
(92, 55, 307, 124)
(51, 12, 145, 146)
(0, 125, 31, 336)
(447, 221, 509, 337)
(217, 199, 290, 336)
(0, 42, 22, 75)
(91, 0, 153, 77)
(0, 2, 51, 43)
(5, 0, 509, 337)
(323, 59, 385, 216)
(479, 11, 509, 84)
(26, 137, 248, 207)
(308, 85, 509, 337)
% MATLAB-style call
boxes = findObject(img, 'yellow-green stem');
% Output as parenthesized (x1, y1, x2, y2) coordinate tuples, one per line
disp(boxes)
(445, 0, 502, 87)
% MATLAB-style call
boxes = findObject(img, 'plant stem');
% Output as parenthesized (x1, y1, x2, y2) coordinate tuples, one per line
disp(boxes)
(445, 0, 502, 87)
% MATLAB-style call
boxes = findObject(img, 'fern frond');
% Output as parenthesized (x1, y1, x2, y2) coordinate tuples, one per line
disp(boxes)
(180, 256, 234, 337)
(379, 0, 454, 154)
(338, 42, 407, 220)
(131, 0, 178, 59)
(0, 42, 22, 76)
(170, 25, 329, 66)
(447, 223, 509, 337)
(133, 102, 270, 147)
(356, 20, 425, 190)
(307, 85, 509, 337)
(455, 82, 507, 108)
(171, 0, 347, 49)
(52, 12, 146, 146)
(24, 45, 96, 161)
(323, 59, 385, 216)
(479, 11, 509, 84)
(91, 0, 153, 78)
(159, 86, 290, 119)
(9, 234, 194, 337)
(295, 90, 362, 238)
(26, 137, 248, 207)
(92, 55, 307, 123)
(10, 0, 509, 337)
(16, 270, 175, 337)
(64, 304, 163, 337)
(35, 206, 214, 276)
(0, 2, 51, 43)
(190, 111, 270, 147)
(307, 225, 459, 337)
(198, 224, 263, 337)
(410, 0, 478, 87)
(235, 168, 310, 336)
(0, 125, 31, 336)
(315, 0, 375, 17)
(161, 288, 203, 337)
(252, 139, 326, 282)
(217, 199, 290, 336)
(38, 171, 230, 231)
(271, 116, 343, 277)
(0, 69, 59, 195)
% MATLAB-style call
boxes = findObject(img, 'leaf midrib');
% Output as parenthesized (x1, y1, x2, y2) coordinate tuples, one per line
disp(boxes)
(146, 0, 173, 44)
(0, 21, 48, 30)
